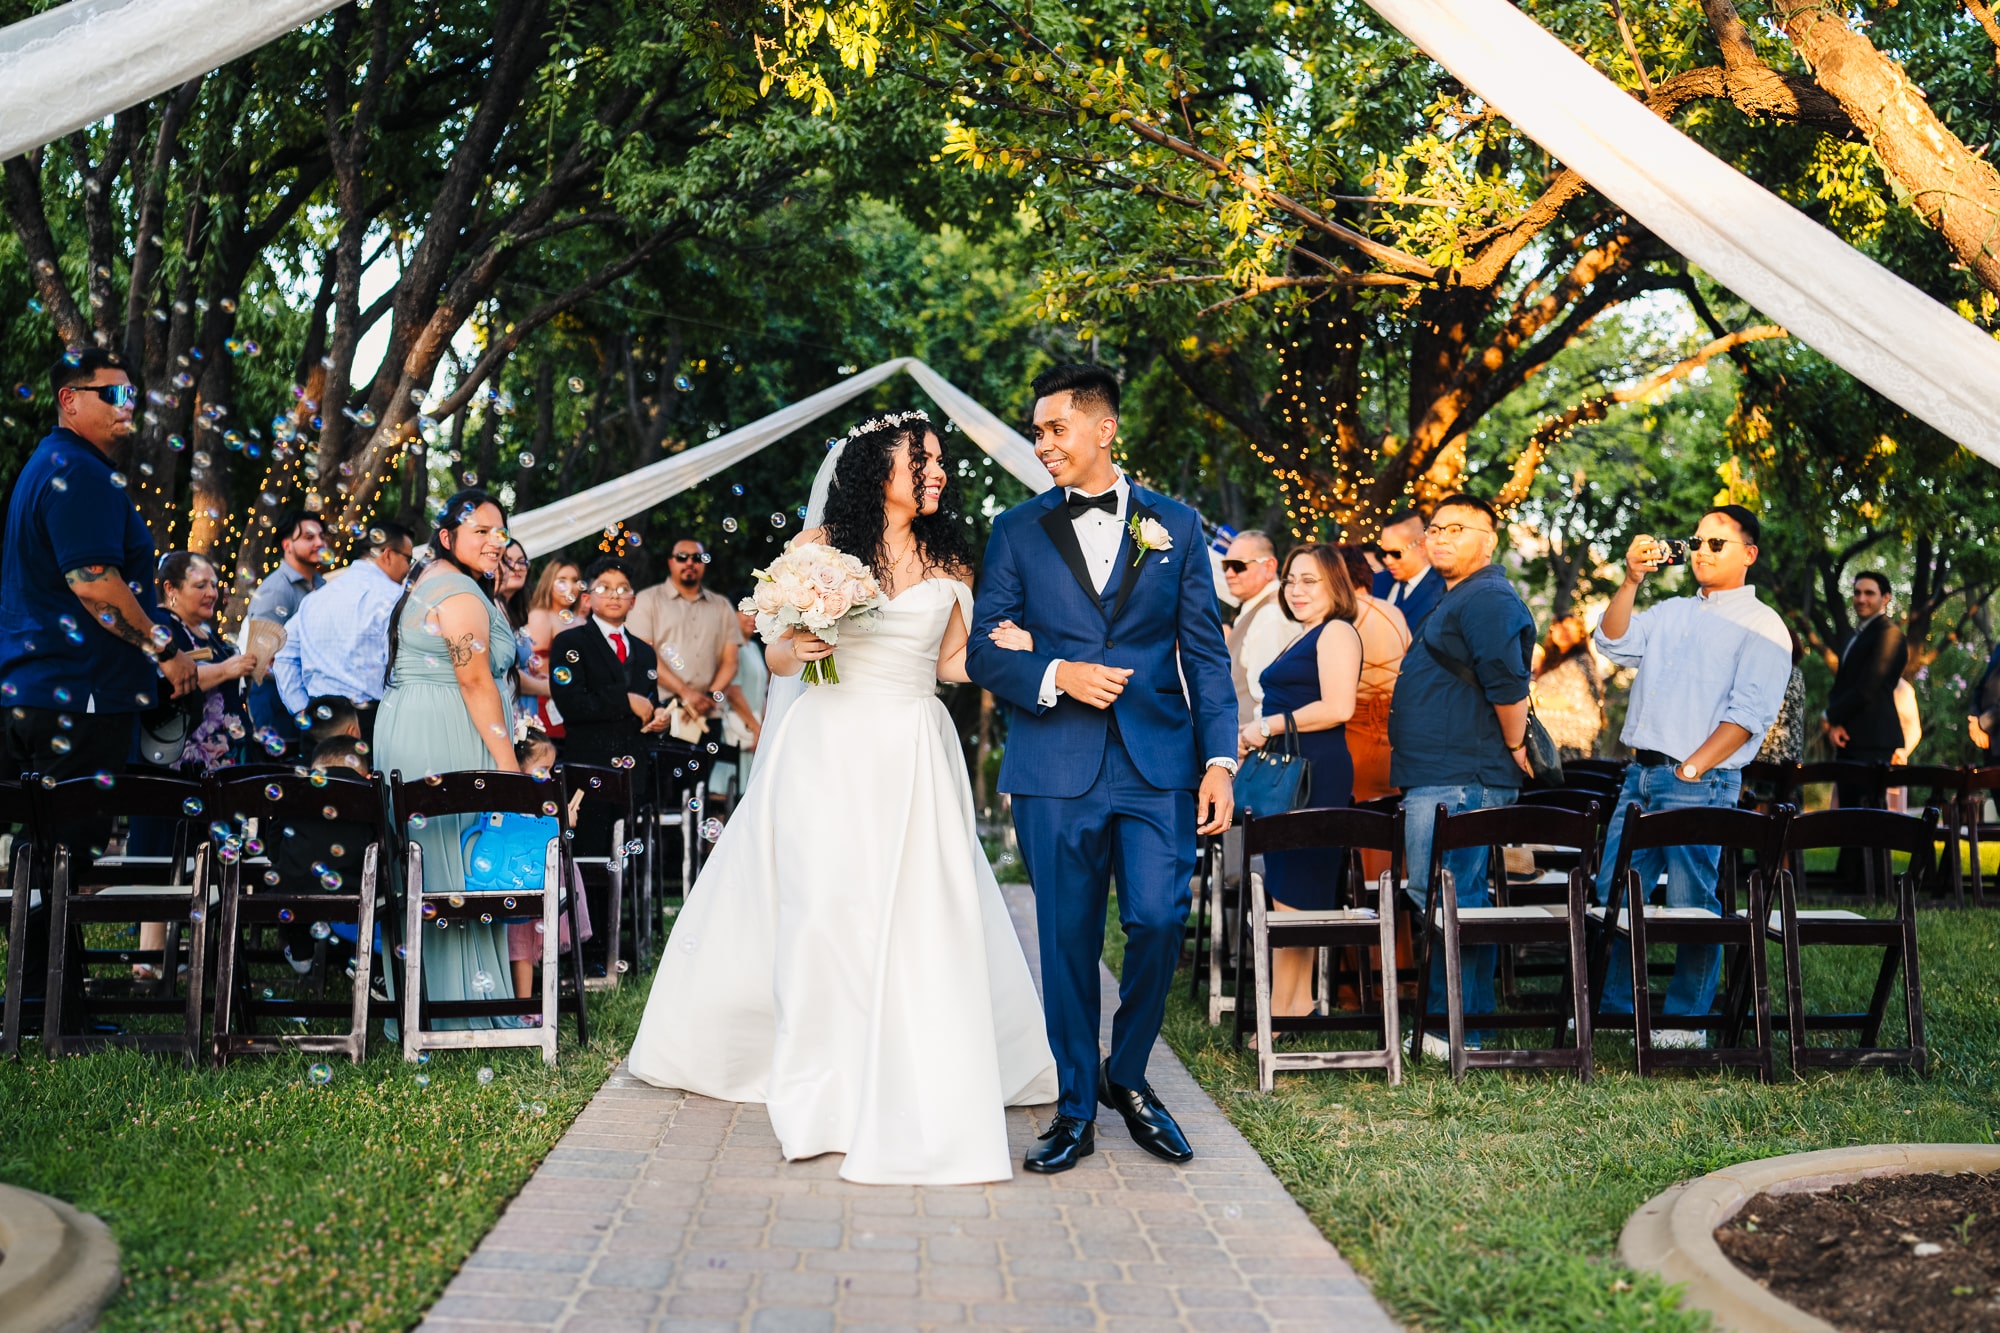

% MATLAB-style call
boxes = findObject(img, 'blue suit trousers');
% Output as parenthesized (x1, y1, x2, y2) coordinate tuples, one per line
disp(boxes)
(1012, 731, 1194, 1120)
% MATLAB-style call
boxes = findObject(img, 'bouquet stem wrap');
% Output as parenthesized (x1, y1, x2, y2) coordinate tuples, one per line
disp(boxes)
(741, 542, 886, 687)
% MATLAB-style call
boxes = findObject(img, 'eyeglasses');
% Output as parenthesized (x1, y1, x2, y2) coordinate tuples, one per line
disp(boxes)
(669, 552, 707, 563)
(1425, 523, 1493, 540)
(65, 382, 137, 408)
(590, 584, 636, 598)
(501, 557, 529, 571)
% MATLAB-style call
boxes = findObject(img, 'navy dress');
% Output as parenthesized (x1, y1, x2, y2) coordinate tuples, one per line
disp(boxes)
(1257, 622, 1356, 911)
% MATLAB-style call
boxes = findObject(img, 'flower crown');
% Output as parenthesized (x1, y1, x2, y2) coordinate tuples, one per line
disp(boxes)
(513, 713, 547, 745)
(847, 408, 931, 439)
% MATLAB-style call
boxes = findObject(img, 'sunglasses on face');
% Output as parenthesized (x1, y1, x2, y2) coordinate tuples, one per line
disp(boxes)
(670, 552, 707, 564)
(1379, 547, 1406, 561)
(1220, 558, 1271, 575)
(1689, 537, 1743, 553)
(67, 382, 137, 408)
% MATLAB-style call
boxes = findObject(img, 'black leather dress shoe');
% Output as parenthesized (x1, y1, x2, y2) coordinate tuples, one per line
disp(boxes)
(1024, 1114, 1095, 1174)
(1098, 1060, 1193, 1163)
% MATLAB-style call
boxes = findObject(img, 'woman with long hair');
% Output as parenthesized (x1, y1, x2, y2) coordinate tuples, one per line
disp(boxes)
(497, 538, 546, 722)
(1237, 544, 1365, 1030)
(525, 557, 586, 739)
(630, 410, 1057, 1185)
(375, 488, 521, 1026)
(1332, 543, 1410, 807)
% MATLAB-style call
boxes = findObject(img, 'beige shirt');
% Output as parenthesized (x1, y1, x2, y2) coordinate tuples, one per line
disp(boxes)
(626, 583, 743, 692)
(1229, 582, 1301, 724)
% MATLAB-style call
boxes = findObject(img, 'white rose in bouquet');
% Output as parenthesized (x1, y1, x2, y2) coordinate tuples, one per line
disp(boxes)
(740, 542, 886, 685)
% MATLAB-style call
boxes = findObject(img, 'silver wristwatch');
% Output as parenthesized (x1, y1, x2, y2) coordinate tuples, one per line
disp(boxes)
(1257, 716, 1271, 739)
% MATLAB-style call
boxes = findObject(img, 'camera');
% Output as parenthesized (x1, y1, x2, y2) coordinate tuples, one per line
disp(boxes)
(1654, 538, 1689, 567)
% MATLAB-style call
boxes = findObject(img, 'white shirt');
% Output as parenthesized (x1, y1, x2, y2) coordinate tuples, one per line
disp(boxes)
(1386, 564, 1431, 607)
(1235, 583, 1301, 707)
(1036, 472, 1235, 773)
(594, 615, 633, 662)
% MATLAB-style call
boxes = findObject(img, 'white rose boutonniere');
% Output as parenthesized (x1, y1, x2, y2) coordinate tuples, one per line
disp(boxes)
(1129, 515, 1173, 566)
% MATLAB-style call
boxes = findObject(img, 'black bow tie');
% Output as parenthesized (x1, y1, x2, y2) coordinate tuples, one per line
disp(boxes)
(1066, 489, 1118, 517)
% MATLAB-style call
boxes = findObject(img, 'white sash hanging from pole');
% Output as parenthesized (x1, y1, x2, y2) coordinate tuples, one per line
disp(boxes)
(0, 0, 350, 163)
(1363, 0, 2000, 466)
(508, 357, 1051, 558)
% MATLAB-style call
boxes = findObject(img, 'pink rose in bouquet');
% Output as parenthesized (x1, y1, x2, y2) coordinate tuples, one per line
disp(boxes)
(739, 542, 886, 685)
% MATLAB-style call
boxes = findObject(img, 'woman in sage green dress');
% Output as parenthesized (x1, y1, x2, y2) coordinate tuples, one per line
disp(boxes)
(376, 488, 522, 1028)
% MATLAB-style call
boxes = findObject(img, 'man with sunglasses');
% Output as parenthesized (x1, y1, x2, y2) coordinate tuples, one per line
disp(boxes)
(627, 537, 742, 732)
(1370, 510, 1442, 631)
(1221, 530, 1297, 724)
(0, 350, 198, 1001)
(1592, 504, 1792, 1047)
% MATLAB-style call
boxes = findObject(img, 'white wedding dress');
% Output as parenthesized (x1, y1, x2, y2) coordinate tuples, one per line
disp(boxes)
(627, 578, 1059, 1185)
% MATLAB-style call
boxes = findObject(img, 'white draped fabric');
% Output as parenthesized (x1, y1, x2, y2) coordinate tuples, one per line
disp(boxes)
(1363, 0, 2000, 465)
(0, 0, 349, 164)
(507, 357, 1052, 558)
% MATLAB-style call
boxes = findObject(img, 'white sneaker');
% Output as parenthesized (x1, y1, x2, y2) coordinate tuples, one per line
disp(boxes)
(1650, 1028, 1705, 1049)
(282, 946, 312, 977)
(1418, 1034, 1480, 1060)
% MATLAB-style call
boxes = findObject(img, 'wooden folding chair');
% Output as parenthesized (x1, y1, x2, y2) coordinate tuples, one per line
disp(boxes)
(1586, 804, 1785, 1081)
(1770, 808, 1933, 1074)
(1886, 765, 1967, 906)
(1410, 802, 1595, 1080)
(649, 739, 711, 909)
(559, 762, 632, 991)
(209, 769, 388, 1065)
(1233, 807, 1403, 1092)
(392, 771, 588, 1066)
(1185, 832, 1232, 1024)
(1, 779, 37, 1058)
(40, 772, 212, 1064)
(1496, 790, 1609, 1003)
(1562, 758, 1629, 784)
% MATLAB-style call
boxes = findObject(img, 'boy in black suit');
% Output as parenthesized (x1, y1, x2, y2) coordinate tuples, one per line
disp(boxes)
(549, 556, 668, 856)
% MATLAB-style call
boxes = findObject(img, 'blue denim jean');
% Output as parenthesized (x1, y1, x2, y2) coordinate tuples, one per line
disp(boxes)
(1595, 763, 1744, 1018)
(1403, 782, 1520, 1036)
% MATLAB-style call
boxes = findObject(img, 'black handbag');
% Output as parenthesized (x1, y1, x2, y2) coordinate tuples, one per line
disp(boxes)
(1420, 620, 1564, 786)
(1235, 710, 1311, 818)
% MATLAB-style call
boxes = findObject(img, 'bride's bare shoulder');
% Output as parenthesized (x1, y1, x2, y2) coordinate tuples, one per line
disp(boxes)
(788, 527, 829, 550)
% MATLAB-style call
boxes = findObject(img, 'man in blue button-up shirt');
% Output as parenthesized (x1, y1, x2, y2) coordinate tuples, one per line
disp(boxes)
(273, 521, 414, 747)
(1592, 504, 1792, 1044)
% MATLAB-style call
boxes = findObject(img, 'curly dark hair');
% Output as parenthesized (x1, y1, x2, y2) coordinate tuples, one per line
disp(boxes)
(819, 414, 974, 583)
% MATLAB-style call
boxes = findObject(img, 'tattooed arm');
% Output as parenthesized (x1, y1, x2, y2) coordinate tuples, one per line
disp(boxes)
(435, 589, 519, 771)
(65, 564, 197, 698)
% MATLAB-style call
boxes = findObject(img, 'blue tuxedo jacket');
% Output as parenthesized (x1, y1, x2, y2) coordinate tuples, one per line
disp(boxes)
(1372, 567, 1443, 631)
(968, 484, 1236, 799)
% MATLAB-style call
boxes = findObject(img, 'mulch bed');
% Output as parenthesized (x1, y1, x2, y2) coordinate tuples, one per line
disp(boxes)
(1715, 1171, 2000, 1331)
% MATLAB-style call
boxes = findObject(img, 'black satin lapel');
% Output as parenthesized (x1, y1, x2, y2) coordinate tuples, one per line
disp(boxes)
(1039, 503, 1104, 614)
(1110, 501, 1156, 621)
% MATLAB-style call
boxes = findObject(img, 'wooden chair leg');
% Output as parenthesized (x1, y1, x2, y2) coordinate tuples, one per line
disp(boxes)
(1566, 875, 1592, 1082)
(1779, 871, 1807, 1075)
(1901, 875, 1927, 1073)
(1748, 875, 1774, 1083)
(43, 856, 72, 1060)
(179, 861, 209, 1070)
(348, 853, 378, 1063)
(1206, 844, 1229, 1026)
(1408, 897, 1435, 1070)
(540, 878, 559, 1067)
(1629, 896, 1653, 1078)
(1440, 871, 1467, 1080)
(402, 846, 425, 1062)
(1377, 873, 1402, 1086)
(1248, 872, 1274, 1094)
(2, 850, 30, 1059)
(211, 867, 243, 1067)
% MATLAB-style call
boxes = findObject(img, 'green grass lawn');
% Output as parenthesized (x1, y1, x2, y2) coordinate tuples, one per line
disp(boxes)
(0, 976, 648, 1331)
(1147, 909, 2000, 1331)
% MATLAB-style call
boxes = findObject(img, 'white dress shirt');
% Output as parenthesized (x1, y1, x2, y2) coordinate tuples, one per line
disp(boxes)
(1385, 564, 1430, 609)
(1235, 583, 1301, 709)
(1036, 472, 1235, 773)
(595, 615, 634, 662)
(272, 559, 402, 713)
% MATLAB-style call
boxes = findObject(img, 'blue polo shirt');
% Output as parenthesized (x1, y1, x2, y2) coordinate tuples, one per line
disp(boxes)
(1386, 563, 1535, 789)
(0, 427, 163, 713)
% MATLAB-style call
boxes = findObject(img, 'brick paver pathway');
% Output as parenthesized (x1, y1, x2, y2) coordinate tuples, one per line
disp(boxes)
(420, 883, 1398, 1332)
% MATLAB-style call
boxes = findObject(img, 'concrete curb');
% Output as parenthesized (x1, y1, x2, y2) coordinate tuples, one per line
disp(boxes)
(1619, 1143, 2000, 1332)
(0, 1182, 122, 1333)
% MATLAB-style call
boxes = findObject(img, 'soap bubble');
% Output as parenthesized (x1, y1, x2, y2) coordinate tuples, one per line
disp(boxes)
(477, 1066, 494, 1084)
(92, 770, 115, 789)
(567, 376, 585, 393)
(264, 782, 284, 799)
(701, 818, 723, 842)
(472, 970, 494, 993)
(414, 1073, 431, 1088)
(722, 517, 738, 533)
(770, 512, 786, 528)
(673, 374, 692, 392)
(307, 1063, 333, 1085)
(182, 796, 203, 816)
(409, 813, 427, 829)
(278, 908, 295, 923)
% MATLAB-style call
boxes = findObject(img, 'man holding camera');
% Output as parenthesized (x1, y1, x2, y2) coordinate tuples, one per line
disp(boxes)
(1593, 505, 1792, 1046)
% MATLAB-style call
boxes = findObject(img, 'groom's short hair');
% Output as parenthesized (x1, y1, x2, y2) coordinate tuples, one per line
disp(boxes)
(1032, 363, 1120, 420)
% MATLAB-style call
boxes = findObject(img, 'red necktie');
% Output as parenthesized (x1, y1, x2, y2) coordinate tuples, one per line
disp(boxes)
(611, 631, 628, 663)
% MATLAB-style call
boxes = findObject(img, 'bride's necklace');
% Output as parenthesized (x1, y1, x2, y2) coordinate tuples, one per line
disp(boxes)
(886, 530, 918, 582)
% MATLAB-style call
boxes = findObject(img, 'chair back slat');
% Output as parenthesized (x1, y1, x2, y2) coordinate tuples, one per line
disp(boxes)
(559, 763, 632, 812)
(1617, 804, 1788, 860)
(38, 771, 209, 829)
(210, 769, 386, 828)
(1782, 807, 1940, 858)
(1430, 802, 1597, 857)
(1241, 806, 1398, 857)
(392, 770, 568, 823)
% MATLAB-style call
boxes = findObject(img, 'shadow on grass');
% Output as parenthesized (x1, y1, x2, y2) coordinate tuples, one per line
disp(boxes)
(1117, 895, 2000, 1330)
(0, 977, 649, 1331)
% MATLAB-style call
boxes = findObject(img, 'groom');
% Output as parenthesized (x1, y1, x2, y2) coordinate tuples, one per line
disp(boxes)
(969, 363, 1236, 1174)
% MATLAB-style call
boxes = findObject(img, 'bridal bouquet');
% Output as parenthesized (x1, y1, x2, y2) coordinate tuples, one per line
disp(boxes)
(742, 542, 885, 685)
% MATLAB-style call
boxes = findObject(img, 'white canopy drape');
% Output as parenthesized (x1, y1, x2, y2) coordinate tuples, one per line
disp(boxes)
(506, 357, 1052, 558)
(1363, 0, 2000, 466)
(0, 0, 349, 163)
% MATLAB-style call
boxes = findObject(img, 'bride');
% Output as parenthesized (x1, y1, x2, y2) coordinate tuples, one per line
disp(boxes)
(627, 408, 1059, 1185)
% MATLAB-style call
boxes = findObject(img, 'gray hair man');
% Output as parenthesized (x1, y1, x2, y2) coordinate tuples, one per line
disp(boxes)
(1223, 530, 1298, 725)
